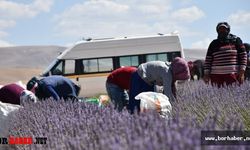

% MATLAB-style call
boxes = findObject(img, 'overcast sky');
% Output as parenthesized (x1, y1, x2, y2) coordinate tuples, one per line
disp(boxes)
(0, 0, 249, 49)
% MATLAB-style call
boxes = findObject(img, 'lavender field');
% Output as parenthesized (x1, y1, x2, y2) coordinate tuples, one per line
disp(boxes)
(6, 80, 250, 150)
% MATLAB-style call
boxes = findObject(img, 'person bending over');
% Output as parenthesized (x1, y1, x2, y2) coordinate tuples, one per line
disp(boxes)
(27, 75, 80, 101)
(128, 57, 190, 113)
(106, 66, 137, 112)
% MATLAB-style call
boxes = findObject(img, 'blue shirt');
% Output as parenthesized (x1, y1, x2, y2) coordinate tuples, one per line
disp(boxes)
(38, 76, 78, 100)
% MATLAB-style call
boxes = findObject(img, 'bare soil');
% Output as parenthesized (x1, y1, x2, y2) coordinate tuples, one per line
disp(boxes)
(0, 67, 43, 85)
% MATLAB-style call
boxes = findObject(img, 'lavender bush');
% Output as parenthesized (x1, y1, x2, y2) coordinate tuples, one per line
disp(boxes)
(5, 80, 250, 150)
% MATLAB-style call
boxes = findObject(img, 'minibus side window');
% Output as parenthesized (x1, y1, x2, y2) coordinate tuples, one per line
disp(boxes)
(119, 56, 139, 67)
(82, 59, 98, 73)
(146, 54, 157, 62)
(146, 53, 168, 62)
(168, 52, 181, 61)
(98, 58, 113, 71)
(65, 60, 75, 74)
(172, 52, 181, 58)
(158, 53, 168, 62)
(131, 56, 139, 66)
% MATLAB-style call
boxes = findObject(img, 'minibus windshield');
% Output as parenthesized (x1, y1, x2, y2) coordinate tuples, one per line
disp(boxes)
(41, 59, 59, 76)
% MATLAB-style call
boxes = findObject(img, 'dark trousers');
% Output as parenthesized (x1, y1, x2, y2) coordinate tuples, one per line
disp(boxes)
(128, 72, 154, 113)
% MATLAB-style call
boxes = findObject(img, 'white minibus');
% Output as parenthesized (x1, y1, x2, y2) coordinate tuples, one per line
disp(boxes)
(42, 33, 184, 97)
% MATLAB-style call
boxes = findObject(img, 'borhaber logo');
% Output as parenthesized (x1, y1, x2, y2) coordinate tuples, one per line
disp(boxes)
(0, 136, 47, 145)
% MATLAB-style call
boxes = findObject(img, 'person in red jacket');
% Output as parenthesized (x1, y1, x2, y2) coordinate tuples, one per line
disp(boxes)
(106, 66, 137, 112)
(0, 83, 25, 105)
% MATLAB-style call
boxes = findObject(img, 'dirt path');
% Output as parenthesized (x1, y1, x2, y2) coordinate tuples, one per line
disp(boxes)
(0, 67, 43, 85)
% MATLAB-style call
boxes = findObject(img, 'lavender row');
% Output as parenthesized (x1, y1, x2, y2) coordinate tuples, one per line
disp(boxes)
(7, 80, 250, 150)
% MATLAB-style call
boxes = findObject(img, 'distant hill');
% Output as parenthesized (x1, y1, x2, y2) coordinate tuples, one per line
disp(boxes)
(0, 46, 206, 69)
(0, 45, 66, 69)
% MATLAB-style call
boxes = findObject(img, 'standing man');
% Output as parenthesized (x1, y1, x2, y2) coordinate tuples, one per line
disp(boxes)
(204, 22, 247, 87)
(106, 66, 137, 112)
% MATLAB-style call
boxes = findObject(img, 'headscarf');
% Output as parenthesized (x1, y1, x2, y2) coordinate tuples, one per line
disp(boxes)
(171, 57, 190, 80)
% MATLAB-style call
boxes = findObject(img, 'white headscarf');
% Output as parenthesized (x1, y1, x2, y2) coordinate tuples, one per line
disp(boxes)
(20, 90, 37, 105)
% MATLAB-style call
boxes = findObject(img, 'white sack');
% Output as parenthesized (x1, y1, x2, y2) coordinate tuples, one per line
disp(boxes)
(0, 101, 20, 136)
(135, 92, 172, 119)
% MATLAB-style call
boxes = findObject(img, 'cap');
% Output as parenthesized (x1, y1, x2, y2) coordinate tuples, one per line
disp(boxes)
(26, 76, 39, 90)
(216, 22, 230, 33)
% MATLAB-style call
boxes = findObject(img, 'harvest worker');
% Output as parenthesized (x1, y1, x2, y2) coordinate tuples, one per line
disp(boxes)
(27, 75, 80, 101)
(188, 59, 205, 80)
(106, 66, 137, 112)
(204, 22, 247, 87)
(128, 57, 190, 113)
(0, 83, 25, 105)
(244, 43, 250, 80)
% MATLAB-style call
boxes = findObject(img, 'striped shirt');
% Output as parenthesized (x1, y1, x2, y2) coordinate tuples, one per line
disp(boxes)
(204, 35, 247, 75)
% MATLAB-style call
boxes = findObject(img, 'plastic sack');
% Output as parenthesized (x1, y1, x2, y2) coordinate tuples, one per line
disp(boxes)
(84, 95, 110, 107)
(0, 101, 20, 136)
(98, 95, 110, 106)
(135, 92, 172, 119)
(85, 98, 99, 104)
